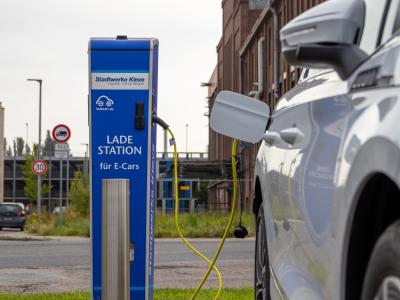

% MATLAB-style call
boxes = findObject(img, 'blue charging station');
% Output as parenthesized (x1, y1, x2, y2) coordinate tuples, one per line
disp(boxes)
(89, 37, 158, 300)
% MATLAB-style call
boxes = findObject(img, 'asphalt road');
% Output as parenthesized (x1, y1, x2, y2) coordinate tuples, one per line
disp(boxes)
(0, 236, 254, 269)
(0, 230, 255, 292)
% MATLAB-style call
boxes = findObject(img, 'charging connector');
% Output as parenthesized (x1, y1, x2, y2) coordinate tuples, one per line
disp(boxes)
(152, 114, 169, 130)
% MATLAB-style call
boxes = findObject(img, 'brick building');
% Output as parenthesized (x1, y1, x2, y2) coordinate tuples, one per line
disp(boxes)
(207, 0, 325, 211)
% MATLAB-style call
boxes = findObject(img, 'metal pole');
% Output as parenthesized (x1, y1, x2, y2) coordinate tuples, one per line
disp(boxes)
(60, 159, 63, 211)
(25, 123, 29, 147)
(66, 154, 69, 207)
(185, 124, 188, 159)
(48, 156, 52, 214)
(81, 143, 89, 177)
(186, 124, 189, 155)
(38, 80, 42, 215)
(12, 155, 16, 203)
(27, 79, 43, 215)
(163, 129, 168, 159)
(189, 180, 194, 214)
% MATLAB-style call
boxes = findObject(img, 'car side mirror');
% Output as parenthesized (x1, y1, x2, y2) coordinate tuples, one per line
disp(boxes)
(280, 0, 368, 79)
(210, 91, 270, 143)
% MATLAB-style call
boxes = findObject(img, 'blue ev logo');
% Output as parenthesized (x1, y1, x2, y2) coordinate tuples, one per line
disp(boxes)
(96, 95, 114, 111)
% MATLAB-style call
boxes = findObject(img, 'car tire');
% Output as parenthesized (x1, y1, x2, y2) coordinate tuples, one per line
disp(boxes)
(0, 227, 2, 231)
(254, 205, 271, 300)
(20, 227, 24, 232)
(361, 220, 400, 300)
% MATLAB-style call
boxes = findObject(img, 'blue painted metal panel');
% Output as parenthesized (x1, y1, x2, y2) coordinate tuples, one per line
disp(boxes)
(89, 38, 158, 300)
(91, 39, 151, 50)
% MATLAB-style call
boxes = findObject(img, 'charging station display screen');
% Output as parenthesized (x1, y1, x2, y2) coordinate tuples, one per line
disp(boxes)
(89, 38, 158, 300)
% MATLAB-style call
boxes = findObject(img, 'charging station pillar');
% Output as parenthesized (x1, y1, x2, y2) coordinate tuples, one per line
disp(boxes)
(89, 38, 159, 300)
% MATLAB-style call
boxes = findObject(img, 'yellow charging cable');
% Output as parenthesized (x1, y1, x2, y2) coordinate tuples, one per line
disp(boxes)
(166, 127, 223, 299)
(190, 138, 238, 299)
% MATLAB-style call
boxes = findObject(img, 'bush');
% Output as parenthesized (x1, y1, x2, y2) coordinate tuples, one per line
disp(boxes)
(26, 210, 89, 237)
(69, 171, 89, 217)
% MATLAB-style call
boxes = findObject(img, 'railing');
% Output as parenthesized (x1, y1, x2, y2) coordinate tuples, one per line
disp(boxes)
(156, 152, 208, 160)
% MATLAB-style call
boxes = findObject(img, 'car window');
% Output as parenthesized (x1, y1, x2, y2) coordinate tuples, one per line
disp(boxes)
(0, 204, 19, 213)
(382, 0, 400, 44)
(299, 68, 326, 82)
(359, 0, 389, 54)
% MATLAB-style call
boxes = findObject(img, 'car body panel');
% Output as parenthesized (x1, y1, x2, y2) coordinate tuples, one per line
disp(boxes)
(0, 203, 26, 229)
(256, 29, 400, 300)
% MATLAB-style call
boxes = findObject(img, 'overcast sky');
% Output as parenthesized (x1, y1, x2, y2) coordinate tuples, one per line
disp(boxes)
(0, 0, 221, 156)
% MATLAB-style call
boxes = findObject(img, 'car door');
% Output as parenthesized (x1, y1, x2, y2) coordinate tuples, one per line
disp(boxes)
(266, 0, 393, 298)
(266, 71, 350, 300)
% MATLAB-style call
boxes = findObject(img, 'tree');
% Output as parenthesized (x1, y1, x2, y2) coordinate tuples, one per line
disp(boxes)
(42, 130, 55, 157)
(16, 137, 25, 156)
(69, 171, 89, 217)
(193, 181, 208, 207)
(6, 146, 12, 157)
(25, 143, 32, 155)
(13, 140, 16, 156)
(12, 137, 25, 156)
(22, 144, 50, 203)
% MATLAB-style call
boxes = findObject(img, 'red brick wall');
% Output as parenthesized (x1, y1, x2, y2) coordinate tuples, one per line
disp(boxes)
(208, 0, 325, 211)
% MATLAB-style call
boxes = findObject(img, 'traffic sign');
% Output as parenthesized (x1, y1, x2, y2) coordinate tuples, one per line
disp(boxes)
(55, 143, 68, 151)
(52, 124, 71, 143)
(32, 160, 47, 175)
(55, 151, 68, 159)
(55, 143, 69, 159)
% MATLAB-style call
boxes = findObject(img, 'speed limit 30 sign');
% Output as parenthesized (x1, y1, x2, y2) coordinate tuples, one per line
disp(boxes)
(32, 160, 47, 175)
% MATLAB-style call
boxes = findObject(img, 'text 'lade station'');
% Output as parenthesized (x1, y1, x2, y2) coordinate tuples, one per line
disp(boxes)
(97, 135, 143, 155)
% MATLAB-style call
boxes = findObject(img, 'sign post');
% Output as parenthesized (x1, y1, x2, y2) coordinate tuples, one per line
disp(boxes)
(89, 37, 158, 300)
(52, 124, 71, 211)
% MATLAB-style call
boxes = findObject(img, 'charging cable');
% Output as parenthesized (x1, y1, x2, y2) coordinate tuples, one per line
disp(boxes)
(152, 115, 223, 298)
(190, 139, 238, 299)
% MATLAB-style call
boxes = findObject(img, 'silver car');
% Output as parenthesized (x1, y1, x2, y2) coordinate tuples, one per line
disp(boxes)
(211, 0, 400, 299)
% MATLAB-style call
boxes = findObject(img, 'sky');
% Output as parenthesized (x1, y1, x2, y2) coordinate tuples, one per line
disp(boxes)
(0, 0, 221, 156)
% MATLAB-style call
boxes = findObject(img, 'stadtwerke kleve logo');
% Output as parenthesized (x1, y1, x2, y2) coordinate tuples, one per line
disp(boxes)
(95, 76, 145, 83)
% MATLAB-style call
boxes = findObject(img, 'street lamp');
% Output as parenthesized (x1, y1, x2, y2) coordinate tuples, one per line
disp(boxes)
(185, 124, 189, 157)
(27, 78, 43, 215)
(81, 143, 89, 177)
(25, 122, 29, 147)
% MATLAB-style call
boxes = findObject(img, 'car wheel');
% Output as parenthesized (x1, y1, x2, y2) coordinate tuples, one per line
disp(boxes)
(0, 227, 2, 231)
(255, 205, 271, 300)
(20, 227, 24, 232)
(361, 220, 400, 300)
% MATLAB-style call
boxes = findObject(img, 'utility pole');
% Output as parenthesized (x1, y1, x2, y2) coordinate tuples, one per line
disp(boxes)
(185, 124, 189, 159)
(27, 78, 43, 215)
(186, 124, 189, 154)
(81, 143, 89, 177)
(25, 122, 29, 147)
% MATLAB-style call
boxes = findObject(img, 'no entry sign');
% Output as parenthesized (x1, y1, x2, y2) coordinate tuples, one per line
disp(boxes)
(52, 124, 71, 143)
(32, 160, 47, 175)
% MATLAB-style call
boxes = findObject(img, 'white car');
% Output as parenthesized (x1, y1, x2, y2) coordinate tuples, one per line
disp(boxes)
(211, 0, 400, 299)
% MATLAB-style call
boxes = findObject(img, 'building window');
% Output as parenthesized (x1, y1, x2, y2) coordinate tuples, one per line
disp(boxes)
(249, 0, 267, 10)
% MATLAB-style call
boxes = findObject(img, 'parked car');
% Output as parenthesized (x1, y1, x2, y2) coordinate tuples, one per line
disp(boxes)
(211, 0, 400, 299)
(0, 202, 27, 231)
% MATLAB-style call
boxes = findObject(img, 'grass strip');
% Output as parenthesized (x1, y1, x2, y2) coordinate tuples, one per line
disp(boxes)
(155, 212, 255, 238)
(0, 288, 253, 299)
(26, 212, 255, 238)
